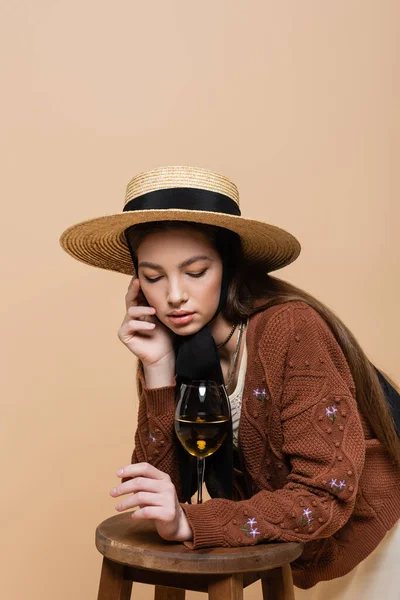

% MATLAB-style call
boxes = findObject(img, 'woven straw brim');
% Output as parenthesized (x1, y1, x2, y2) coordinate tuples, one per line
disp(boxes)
(59, 209, 301, 276)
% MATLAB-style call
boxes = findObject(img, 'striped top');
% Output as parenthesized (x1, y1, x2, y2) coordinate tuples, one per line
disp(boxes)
(228, 337, 248, 449)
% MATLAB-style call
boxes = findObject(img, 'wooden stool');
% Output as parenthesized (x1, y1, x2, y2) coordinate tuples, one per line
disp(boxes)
(96, 512, 304, 600)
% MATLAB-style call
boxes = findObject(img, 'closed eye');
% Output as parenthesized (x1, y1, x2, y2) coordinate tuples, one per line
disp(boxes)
(143, 270, 207, 284)
(188, 270, 207, 278)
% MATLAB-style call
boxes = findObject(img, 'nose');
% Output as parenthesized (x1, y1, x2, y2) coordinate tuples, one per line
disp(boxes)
(167, 278, 189, 306)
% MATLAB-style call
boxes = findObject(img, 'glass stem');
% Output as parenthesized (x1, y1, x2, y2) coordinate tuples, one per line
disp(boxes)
(197, 457, 205, 504)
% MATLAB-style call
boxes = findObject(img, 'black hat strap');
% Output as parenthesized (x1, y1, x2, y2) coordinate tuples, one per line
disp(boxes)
(123, 187, 241, 216)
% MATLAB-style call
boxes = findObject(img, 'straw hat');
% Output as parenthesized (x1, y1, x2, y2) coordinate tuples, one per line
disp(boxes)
(59, 165, 301, 275)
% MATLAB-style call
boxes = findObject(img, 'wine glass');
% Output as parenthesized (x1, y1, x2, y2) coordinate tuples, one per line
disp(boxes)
(174, 380, 231, 504)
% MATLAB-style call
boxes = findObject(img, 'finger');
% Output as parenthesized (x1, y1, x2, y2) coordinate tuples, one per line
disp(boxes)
(119, 308, 156, 331)
(130, 506, 174, 521)
(116, 462, 169, 481)
(125, 319, 156, 332)
(127, 306, 156, 320)
(115, 491, 162, 512)
(118, 321, 155, 344)
(111, 476, 162, 497)
(137, 284, 150, 308)
(125, 278, 140, 310)
(125, 277, 151, 310)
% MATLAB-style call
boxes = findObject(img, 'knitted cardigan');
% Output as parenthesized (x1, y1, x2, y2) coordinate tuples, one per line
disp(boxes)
(121, 300, 400, 589)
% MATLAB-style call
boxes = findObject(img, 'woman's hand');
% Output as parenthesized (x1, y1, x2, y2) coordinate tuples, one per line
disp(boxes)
(118, 277, 175, 368)
(110, 462, 193, 542)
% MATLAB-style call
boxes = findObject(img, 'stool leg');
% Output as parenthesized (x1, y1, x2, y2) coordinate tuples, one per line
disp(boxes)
(97, 556, 133, 600)
(154, 587, 185, 600)
(208, 574, 243, 600)
(261, 564, 295, 600)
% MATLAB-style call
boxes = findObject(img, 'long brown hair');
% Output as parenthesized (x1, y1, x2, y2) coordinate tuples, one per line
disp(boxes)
(125, 220, 400, 465)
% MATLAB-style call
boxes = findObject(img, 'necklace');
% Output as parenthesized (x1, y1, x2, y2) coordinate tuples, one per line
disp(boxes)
(217, 322, 238, 348)
(226, 321, 245, 391)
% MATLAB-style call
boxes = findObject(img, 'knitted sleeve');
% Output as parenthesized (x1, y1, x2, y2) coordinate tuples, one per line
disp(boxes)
(180, 303, 366, 549)
(120, 363, 185, 500)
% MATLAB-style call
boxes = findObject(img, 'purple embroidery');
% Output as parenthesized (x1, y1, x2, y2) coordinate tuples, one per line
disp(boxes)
(241, 517, 261, 538)
(299, 507, 313, 526)
(249, 527, 260, 538)
(148, 429, 157, 443)
(330, 478, 346, 491)
(326, 405, 338, 423)
(253, 388, 267, 403)
(303, 508, 313, 523)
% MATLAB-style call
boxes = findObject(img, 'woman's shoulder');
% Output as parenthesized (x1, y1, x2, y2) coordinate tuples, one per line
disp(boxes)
(249, 298, 318, 330)
(247, 299, 334, 353)
(247, 298, 353, 387)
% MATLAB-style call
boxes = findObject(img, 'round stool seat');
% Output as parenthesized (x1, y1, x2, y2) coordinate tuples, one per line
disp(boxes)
(95, 511, 303, 574)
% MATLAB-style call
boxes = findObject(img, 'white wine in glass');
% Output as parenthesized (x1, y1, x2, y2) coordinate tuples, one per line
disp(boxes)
(174, 380, 231, 504)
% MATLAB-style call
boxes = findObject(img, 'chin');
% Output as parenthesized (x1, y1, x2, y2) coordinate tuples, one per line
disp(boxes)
(169, 320, 205, 336)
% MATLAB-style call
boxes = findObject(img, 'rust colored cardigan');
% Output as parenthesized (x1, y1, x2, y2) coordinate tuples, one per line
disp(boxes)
(121, 300, 400, 589)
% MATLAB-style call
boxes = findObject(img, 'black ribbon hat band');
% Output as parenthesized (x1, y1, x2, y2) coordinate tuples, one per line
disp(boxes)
(123, 187, 242, 217)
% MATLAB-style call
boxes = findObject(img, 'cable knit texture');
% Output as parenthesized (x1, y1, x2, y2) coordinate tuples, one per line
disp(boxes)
(121, 300, 400, 589)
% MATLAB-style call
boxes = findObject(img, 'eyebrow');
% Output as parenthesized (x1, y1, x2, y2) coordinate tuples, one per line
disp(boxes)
(138, 255, 214, 270)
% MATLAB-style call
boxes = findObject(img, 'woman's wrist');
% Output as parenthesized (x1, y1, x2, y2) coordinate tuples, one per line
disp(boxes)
(174, 506, 193, 542)
(143, 355, 175, 389)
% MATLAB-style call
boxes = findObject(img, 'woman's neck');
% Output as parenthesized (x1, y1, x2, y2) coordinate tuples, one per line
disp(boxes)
(209, 314, 241, 361)
(210, 314, 247, 393)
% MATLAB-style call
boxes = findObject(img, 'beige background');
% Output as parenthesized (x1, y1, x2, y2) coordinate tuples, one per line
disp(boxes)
(1, 1, 399, 598)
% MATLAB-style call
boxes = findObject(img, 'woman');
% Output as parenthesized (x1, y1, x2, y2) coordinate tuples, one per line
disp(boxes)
(59, 165, 400, 593)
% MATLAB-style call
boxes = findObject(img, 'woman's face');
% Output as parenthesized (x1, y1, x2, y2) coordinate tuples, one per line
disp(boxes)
(136, 227, 223, 335)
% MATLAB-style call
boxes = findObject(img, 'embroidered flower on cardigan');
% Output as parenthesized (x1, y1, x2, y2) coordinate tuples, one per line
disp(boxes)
(253, 388, 267, 403)
(326, 405, 338, 423)
(249, 527, 260, 538)
(299, 507, 313, 526)
(148, 429, 163, 445)
(330, 478, 346, 491)
(241, 517, 261, 538)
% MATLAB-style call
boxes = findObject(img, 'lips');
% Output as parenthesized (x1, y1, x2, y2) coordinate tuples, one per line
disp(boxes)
(167, 312, 195, 325)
